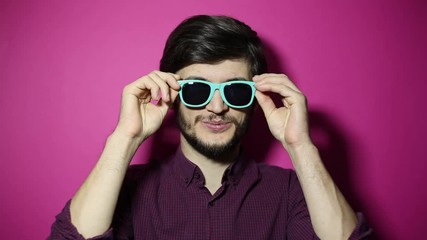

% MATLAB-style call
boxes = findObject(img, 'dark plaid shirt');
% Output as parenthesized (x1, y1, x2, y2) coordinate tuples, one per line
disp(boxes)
(49, 149, 372, 239)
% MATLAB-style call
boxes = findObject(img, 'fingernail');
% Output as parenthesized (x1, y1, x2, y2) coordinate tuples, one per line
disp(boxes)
(150, 99, 159, 105)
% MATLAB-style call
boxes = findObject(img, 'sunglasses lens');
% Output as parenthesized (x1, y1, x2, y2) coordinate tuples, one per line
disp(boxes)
(224, 83, 253, 107)
(181, 82, 211, 106)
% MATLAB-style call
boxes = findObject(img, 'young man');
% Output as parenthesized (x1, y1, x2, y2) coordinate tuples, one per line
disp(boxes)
(49, 15, 371, 239)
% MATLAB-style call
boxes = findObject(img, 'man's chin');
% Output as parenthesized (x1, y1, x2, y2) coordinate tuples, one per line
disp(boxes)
(199, 135, 233, 145)
(184, 133, 239, 160)
(199, 141, 231, 151)
(196, 136, 234, 150)
(194, 142, 238, 161)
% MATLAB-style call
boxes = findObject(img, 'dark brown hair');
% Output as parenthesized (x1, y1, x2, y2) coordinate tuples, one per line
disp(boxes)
(160, 15, 267, 76)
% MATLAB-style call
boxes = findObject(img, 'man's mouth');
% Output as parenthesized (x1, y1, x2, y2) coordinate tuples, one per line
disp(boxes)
(201, 120, 232, 132)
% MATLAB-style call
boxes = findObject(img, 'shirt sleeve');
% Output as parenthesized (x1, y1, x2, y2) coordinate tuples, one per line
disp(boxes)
(286, 171, 373, 240)
(349, 212, 373, 239)
(48, 166, 141, 240)
(47, 200, 114, 240)
(286, 170, 320, 240)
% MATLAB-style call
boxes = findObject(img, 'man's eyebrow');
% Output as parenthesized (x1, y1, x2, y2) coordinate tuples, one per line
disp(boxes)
(227, 77, 250, 81)
(183, 76, 250, 81)
(184, 76, 207, 80)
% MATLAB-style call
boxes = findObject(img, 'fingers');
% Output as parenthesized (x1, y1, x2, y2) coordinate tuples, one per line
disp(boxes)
(253, 73, 301, 93)
(146, 71, 181, 102)
(253, 73, 306, 107)
(124, 71, 181, 104)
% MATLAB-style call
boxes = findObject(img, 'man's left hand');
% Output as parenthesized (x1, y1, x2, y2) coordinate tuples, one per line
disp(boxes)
(253, 73, 312, 151)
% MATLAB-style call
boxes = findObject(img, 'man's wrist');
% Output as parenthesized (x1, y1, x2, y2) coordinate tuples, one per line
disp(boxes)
(110, 129, 145, 146)
(285, 140, 318, 160)
(105, 131, 143, 161)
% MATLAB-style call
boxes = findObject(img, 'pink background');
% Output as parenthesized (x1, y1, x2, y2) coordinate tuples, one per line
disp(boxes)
(1, 1, 426, 239)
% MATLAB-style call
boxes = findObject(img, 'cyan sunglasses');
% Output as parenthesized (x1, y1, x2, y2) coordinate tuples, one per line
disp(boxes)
(178, 80, 256, 109)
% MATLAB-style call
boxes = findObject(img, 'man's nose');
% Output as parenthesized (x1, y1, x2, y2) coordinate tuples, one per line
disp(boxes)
(205, 90, 229, 113)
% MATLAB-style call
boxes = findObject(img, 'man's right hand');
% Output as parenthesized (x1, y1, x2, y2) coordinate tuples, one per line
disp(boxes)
(114, 71, 181, 143)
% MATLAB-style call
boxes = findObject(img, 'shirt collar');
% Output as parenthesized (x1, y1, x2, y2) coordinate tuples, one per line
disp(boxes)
(172, 147, 257, 187)
(173, 148, 198, 186)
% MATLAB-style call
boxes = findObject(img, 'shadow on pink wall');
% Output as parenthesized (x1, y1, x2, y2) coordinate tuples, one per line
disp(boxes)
(138, 40, 386, 239)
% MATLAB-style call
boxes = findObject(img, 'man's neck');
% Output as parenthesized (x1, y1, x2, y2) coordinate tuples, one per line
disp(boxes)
(180, 138, 240, 195)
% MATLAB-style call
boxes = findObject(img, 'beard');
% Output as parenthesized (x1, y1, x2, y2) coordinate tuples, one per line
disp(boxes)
(176, 106, 253, 162)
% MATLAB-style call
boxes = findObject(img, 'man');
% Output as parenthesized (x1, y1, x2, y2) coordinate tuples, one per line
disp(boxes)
(49, 15, 371, 239)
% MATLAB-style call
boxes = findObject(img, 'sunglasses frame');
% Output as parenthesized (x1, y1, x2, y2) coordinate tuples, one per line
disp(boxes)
(178, 79, 256, 109)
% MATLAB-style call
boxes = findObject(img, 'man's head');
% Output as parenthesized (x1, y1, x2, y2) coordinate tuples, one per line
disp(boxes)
(160, 15, 266, 160)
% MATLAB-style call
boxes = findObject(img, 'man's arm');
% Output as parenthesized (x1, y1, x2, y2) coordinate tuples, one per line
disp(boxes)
(69, 71, 180, 238)
(253, 73, 357, 240)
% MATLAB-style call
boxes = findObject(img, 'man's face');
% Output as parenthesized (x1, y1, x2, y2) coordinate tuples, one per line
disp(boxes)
(176, 59, 254, 160)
